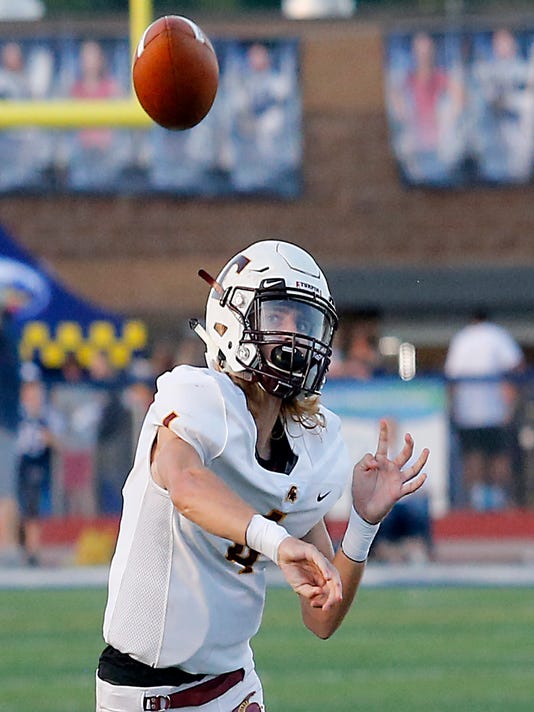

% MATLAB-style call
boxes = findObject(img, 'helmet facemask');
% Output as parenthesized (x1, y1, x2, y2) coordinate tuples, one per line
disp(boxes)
(232, 284, 337, 400)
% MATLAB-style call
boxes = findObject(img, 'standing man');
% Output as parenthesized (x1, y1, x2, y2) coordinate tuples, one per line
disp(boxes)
(0, 303, 22, 565)
(97, 240, 428, 712)
(445, 309, 524, 509)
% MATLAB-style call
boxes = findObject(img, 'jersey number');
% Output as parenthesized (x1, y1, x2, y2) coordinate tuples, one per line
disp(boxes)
(226, 509, 285, 574)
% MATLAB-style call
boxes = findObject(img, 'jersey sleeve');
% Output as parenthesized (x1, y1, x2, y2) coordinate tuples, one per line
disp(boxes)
(151, 366, 228, 465)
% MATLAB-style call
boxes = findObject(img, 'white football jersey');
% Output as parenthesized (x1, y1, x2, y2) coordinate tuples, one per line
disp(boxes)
(103, 365, 351, 674)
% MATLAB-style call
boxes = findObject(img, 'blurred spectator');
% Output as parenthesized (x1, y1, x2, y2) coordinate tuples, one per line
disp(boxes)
(66, 39, 131, 190)
(471, 28, 532, 182)
(124, 359, 154, 439)
(387, 31, 466, 185)
(236, 42, 291, 147)
(0, 41, 31, 99)
(0, 306, 21, 565)
(328, 311, 384, 380)
(342, 312, 384, 380)
(344, 333, 381, 381)
(94, 354, 159, 514)
(49, 352, 99, 516)
(61, 351, 87, 382)
(89, 349, 116, 384)
(149, 338, 178, 379)
(145, 334, 204, 377)
(90, 351, 132, 515)
(371, 494, 433, 564)
(16, 378, 59, 566)
(147, 106, 221, 193)
(326, 327, 347, 379)
(227, 41, 299, 191)
(0, 40, 54, 191)
(174, 333, 206, 369)
(444, 310, 525, 510)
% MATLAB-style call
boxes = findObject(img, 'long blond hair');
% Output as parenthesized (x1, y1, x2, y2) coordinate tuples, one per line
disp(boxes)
(229, 374, 325, 431)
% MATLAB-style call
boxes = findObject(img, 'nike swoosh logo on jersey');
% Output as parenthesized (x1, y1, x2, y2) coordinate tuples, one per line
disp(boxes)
(317, 491, 331, 502)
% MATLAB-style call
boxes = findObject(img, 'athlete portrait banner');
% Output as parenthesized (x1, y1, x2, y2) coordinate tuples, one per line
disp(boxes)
(0, 35, 302, 198)
(322, 376, 449, 519)
(385, 27, 534, 187)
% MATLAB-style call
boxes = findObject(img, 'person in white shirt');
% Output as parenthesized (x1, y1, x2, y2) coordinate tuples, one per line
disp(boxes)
(444, 309, 524, 510)
(96, 240, 429, 712)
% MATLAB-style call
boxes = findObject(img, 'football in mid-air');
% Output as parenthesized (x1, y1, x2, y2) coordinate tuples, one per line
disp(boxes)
(132, 15, 219, 131)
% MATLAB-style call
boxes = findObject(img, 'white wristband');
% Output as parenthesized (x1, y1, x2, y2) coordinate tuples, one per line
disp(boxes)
(341, 507, 380, 562)
(246, 514, 291, 565)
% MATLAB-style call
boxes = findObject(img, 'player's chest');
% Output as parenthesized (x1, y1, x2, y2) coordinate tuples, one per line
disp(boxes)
(212, 428, 341, 536)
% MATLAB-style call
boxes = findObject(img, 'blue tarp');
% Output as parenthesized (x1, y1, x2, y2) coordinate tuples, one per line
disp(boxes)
(0, 223, 145, 370)
(0, 222, 123, 331)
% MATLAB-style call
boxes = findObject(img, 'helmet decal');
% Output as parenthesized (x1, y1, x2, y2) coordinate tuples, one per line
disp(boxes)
(218, 254, 251, 283)
(295, 280, 320, 294)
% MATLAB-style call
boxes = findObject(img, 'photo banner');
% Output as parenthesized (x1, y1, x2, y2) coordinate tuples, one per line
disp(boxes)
(322, 376, 450, 518)
(385, 27, 534, 187)
(0, 36, 302, 197)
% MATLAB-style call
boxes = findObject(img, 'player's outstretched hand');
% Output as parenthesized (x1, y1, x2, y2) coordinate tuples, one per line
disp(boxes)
(352, 419, 429, 525)
(277, 537, 342, 611)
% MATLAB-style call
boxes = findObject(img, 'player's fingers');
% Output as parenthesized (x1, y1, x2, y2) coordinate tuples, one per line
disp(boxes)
(357, 452, 378, 472)
(394, 433, 414, 468)
(305, 580, 336, 608)
(323, 578, 343, 610)
(309, 553, 342, 608)
(401, 447, 430, 482)
(299, 583, 325, 598)
(296, 543, 342, 607)
(374, 419, 389, 458)
(295, 583, 329, 606)
(401, 471, 427, 496)
(308, 590, 329, 608)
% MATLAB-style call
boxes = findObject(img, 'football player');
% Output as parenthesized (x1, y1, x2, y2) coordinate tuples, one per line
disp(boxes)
(96, 240, 428, 711)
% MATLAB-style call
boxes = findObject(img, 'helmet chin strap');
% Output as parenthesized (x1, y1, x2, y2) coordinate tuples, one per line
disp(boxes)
(189, 318, 219, 358)
(189, 318, 254, 380)
(257, 372, 300, 401)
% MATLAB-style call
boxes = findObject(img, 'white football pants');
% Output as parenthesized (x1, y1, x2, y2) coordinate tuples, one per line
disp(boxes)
(96, 667, 265, 711)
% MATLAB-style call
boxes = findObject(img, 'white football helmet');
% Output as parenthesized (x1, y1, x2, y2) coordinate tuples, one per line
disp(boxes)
(192, 240, 338, 400)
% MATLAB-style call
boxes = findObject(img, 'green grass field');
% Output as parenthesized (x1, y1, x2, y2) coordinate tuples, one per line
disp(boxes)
(0, 585, 533, 711)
